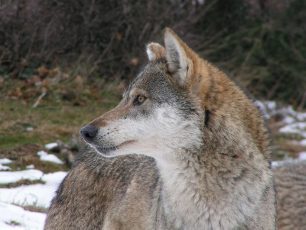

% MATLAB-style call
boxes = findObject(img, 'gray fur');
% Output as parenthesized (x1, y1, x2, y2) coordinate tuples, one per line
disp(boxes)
(273, 160, 306, 230)
(45, 147, 162, 230)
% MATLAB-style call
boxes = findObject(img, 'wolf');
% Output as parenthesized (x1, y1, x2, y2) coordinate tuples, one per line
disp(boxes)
(45, 28, 276, 229)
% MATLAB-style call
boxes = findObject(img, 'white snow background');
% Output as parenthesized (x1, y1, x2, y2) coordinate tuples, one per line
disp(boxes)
(0, 101, 305, 229)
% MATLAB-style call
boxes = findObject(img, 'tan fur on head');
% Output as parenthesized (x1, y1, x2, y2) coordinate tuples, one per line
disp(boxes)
(146, 42, 165, 61)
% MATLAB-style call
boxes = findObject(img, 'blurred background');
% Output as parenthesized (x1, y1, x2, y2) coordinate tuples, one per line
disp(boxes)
(0, 0, 305, 228)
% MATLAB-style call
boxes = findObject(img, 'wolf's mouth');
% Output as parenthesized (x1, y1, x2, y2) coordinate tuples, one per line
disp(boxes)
(96, 146, 117, 154)
(95, 140, 136, 155)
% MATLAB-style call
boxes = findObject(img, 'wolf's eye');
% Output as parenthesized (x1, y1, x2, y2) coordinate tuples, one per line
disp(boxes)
(133, 95, 146, 106)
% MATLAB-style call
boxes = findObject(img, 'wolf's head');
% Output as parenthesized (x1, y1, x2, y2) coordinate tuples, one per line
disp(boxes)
(80, 28, 269, 162)
(80, 28, 208, 160)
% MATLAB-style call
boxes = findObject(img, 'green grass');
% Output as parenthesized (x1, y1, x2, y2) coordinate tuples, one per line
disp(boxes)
(0, 135, 44, 149)
(0, 79, 121, 150)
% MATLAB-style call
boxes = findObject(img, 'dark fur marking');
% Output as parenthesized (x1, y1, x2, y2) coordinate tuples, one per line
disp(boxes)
(205, 109, 210, 126)
(233, 168, 248, 182)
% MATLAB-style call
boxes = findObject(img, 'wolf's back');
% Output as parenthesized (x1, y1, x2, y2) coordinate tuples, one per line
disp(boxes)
(273, 160, 306, 230)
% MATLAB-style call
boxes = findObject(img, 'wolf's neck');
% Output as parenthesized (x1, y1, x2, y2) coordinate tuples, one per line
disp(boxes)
(155, 148, 270, 229)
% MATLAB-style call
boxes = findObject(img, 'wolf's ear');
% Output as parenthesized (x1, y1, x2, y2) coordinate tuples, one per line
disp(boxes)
(164, 28, 191, 86)
(146, 42, 166, 61)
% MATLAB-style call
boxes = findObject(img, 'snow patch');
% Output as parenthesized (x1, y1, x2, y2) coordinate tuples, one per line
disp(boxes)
(0, 201, 46, 230)
(0, 172, 67, 208)
(266, 101, 276, 110)
(0, 159, 13, 171)
(299, 152, 306, 161)
(26, 165, 35, 169)
(37, 151, 63, 164)
(279, 122, 306, 137)
(0, 170, 43, 184)
(0, 165, 11, 171)
(0, 146, 68, 229)
(0, 159, 12, 164)
(300, 139, 306, 146)
(45, 142, 58, 150)
(271, 161, 281, 168)
(296, 112, 306, 121)
(255, 101, 306, 127)
(282, 116, 295, 124)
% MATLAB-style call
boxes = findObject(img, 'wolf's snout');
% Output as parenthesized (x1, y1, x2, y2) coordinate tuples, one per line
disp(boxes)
(80, 125, 98, 142)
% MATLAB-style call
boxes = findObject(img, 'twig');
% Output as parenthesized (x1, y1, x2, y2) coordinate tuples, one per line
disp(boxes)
(32, 88, 47, 108)
(298, 92, 306, 112)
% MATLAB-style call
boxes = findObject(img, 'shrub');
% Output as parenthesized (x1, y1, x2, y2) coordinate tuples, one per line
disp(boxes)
(0, 0, 305, 107)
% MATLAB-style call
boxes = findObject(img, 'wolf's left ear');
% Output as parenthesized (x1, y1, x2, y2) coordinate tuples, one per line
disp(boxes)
(146, 42, 166, 61)
(164, 28, 192, 87)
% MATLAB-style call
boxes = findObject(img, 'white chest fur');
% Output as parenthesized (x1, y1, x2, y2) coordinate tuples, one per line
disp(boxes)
(157, 158, 270, 230)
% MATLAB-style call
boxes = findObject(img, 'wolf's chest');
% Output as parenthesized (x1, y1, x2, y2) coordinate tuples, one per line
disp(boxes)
(159, 169, 214, 229)
(157, 163, 258, 230)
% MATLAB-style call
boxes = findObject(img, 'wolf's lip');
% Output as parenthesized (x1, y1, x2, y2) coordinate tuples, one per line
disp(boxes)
(96, 140, 136, 154)
(97, 146, 117, 154)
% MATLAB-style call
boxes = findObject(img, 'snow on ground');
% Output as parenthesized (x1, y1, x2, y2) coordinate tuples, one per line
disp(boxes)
(256, 101, 306, 169)
(0, 159, 13, 164)
(257, 100, 306, 148)
(299, 152, 306, 160)
(26, 165, 35, 170)
(0, 171, 67, 208)
(0, 158, 13, 171)
(37, 151, 63, 164)
(44, 143, 58, 150)
(256, 100, 306, 121)
(279, 122, 306, 137)
(0, 202, 46, 230)
(271, 158, 306, 168)
(0, 170, 44, 184)
(300, 139, 306, 146)
(0, 150, 67, 230)
(0, 165, 11, 171)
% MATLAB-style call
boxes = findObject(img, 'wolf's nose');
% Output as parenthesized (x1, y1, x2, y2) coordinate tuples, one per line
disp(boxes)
(80, 125, 98, 141)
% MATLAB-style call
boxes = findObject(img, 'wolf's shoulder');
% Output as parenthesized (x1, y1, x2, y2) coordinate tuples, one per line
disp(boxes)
(45, 150, 160, 229)
(61, 149, 160, 200)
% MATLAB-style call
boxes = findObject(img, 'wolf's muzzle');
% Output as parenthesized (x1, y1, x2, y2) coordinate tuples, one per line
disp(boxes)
(80, 124, 98, 142)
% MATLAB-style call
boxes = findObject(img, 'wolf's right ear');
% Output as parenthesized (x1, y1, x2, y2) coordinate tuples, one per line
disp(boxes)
(164, 28, 192, 87)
